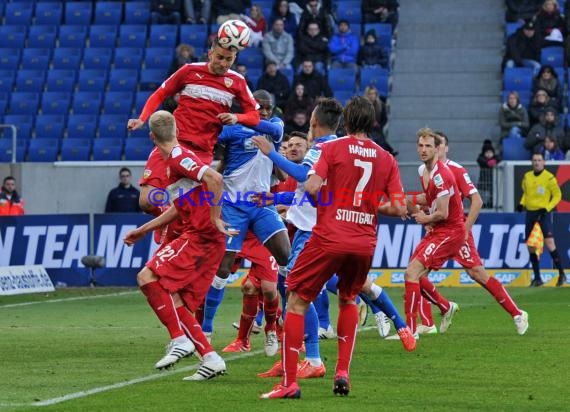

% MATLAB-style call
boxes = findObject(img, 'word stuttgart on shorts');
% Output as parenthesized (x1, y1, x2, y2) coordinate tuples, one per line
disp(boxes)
(147, 188, 423, 208)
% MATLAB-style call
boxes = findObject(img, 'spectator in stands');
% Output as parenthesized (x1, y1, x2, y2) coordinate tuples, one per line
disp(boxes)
(240, 4, 267, 47)
(151, 0, 183, 24)
(329, 20, 359, 69)
(358, 29, 389, 69)
(529, 88, 556, 126)
(0, 176, 24, 216)
(105, 168, 141, 213)
(503, 20, 542, 75)
(298, 0, 333, 39)
(525, 106, 565, 153)
(284, 83, 314, 123)
(214, 0, 251, 24)
(505, 0, 542, 23)
(184, 0, 211, 23)
(169, 43, 199, 75)
(269, 0, 298, 36)
(540, 135, 566, 159)
(499, 91, 530, 139)
(284, 110, 309, 134)
(363, 85, 396, 155)
(293, 59, 332, 97)
(363, 0, 399, 30)
(235, 63, 255, 90)
(534, 0, 565, 40)
(262, 18, 295, 70)
(256, 61, 291, 108)
(476, 140, 500, 209)
(296, 21, 329, 74)
(532, 65, 562, 110)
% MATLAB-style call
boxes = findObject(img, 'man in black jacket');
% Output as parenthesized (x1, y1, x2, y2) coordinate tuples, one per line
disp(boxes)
(503, 20, 542, 75)
(105, 168, 141, 213)
(297, 22, 329, 74)
(256, 61, 291, 109)
(293, 60, 332, 98)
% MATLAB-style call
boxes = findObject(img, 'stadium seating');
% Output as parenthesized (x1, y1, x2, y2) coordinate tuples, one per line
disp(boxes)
(60, 138, 92, 161)
(180, 24, 208, 48)
(237, 47, 264, 68)
(505, 22, 523, 38)
(0, 70, 15, 92)
(334, 91, 353, 105)
(149, 25, 178, 48)
(124, 137, 153, 160)
(35, 2, 63, 26)
(92, 137, 123, 161)
(89, 25, 118, 48)
(77, 69, 108, 92)
(0, 138, 26, 162)
(41, 91, 72, 114)
(21, 48, 52, 71)
(9, 92, 41, 115)
(67, 114, 98, 138)
(328, 68, 357, 93)
(82, 48, 114, 70)
(94, 2, 123, 26)
(45, 70, 77, 93)
(502, 136, 531, 160)
(3, 115, 35, 140)
(139, 68, 168, 91)
(134, 91, 152, 114)
(0, 26, 27, 48)
(114, 47, 144, 69)
(144, 48, 174, 69)
(108, 69, 139, 91)
(28, 138, 60, 162)
(360, 67, 390, 97)
(0, 51, 21, 71)
(503, 67, 533, 92)
(52, 48, 83, 70)
(35, 114, 67, 139)
(124, 2, 151, 25)
(72, 91, 103, 114)
(58, 25, 88, 48)
(98, 114, 129, 138)
(335, 1, 361, 25)
(119, 25, 148, 47)
(4, 2, 34, 26)
(27, 25, 58, 49)
(15, 70, 46, 92)
(540, 47, 564, 67)
(65, 2, 93, 26)
(103, 91, 134, 115)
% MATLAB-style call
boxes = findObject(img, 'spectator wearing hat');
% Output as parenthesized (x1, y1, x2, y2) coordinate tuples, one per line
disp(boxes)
(525, 106, 565, 154)
(256, 61, 291, 109)
(503, 20, 542, 75)
(500, 91, 530, 140)
(329, 20, 359, 69)
(477, 140, 500, 208)
(362, 0, 399, 30)
(532, 65, 563, 110)
(262, 18, 295, 70)
(298, 0, 334, 39)
(358, 29, 389, 69)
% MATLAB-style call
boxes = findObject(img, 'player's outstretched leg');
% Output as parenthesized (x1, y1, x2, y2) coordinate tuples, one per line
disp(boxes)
(298, 303, 326, 378)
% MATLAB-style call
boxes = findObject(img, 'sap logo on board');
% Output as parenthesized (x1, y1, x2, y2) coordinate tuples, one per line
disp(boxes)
(494, 272, 520, 284)
(428, 271, 451, 284)
(459, 272, 476, 284)
(390, 271, 406, 284)
(368, 271, 381, 282)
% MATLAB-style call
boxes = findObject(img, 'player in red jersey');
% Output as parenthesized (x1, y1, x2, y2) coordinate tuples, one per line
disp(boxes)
(260, 96, 412, 400)
(402, 128, 465, 337)
(124, 111, 237, 380)
(415, 132, 529, 335)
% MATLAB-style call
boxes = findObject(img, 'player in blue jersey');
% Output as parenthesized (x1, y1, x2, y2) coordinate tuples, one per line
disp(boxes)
(201, 90, 291, 351)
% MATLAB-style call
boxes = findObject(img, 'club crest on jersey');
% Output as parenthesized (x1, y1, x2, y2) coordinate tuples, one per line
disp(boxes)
(434, 173, 444, 188)
(180, 157, 198, 171)
(143, 169, 152, 179)
(224, 77, 233, 88)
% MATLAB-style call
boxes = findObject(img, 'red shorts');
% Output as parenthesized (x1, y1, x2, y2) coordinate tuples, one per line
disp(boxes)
(287, 238, 371, 303)
(237, 232, 278, 289)
(453, 231, 483, 269)
(411, 229, 465, 270)
(146, 228, 225, 312)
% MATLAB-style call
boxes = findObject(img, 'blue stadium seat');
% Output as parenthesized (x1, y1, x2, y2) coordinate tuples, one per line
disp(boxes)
(0, 70, 15, 92)
(119, 25, 148, 47)
(553, 66, 565, 82)
(58, 25, 88, 48)
(279, 67, 294, 85)
(77, 69, 108, 92)
(363, 23, 392, 38)
(4, 2, 34, 26)
(502, 136, 531, 160)
(99, 114, 129, 138)
(92, 137, 124, 160)
(149, 25, 178, 48)
(139, 68, 168, 91)
(0, 26, 27, 48)
(21, 48, 52, 70)
(89, 25, 118, 48)
(180, 24, 208, 48)
(10, 92, 40, 115)
(335, 1, 361, 24)
(65, 2, 93, 25)
(333, 90, 353, 105)
(503, 67, 533, 92)
(103, 91, 134, 115)
(67, 114, 98, 138)
(124, 2, 151, 24)
(3, 114, 35, 140)
(28, 139, 60, 162)
(247, 68, 262, 87)
(360, 67, 390, 97)
(83, 48, 113, 70)
(41, 91, 72, 114)
(108, 69, 139, 91)
(134, 90, 152, 114)
(0, 138, 27, 163)
(540, 47, 564, 67)
(45, 70, 76, 92)
(114, 47, 144, 69)
(15, 70, 46, 92)
(94, 2, 122, 25)
(0, 50, 21, 71)
(35, 2, 63, 26)
(52, 48, 83, 70)
(505, 21, 523, 38)
(124, 137, 153, 160)
(328, 68, 357, 92)
(237, 47, 264, 69)
(72, 91, 103, 114)
(144, 47, 174, 69)
(35, 114, 66, 138)
(27, 25, 58, 49)
(60, 138, 91, 161)
(0, 92, 8, 114)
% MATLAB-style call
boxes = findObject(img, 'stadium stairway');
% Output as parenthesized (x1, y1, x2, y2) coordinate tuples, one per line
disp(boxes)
(388, 0, 504, 191)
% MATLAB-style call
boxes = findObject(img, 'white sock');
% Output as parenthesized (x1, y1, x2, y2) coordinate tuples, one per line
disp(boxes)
(278, 265, 289, 278)
(211, 275, 227, 290)
(203, 351, 221, 362)
(173, 335, 189, 344)
(305, 357, 322, 367)
(370, 283, 383, 300)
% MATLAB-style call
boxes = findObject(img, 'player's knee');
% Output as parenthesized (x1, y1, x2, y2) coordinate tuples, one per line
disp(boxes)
(467, 267, 488, 284)
(241, 281, 257, 295)
(136, 268, 154, 286)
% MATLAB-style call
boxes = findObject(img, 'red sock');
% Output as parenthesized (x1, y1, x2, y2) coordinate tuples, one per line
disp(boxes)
(282, 311, 304, 387)
(237, 294, 258, 341)
(140, 282, 184, 339)
(404, 280, 421, 334)
(336, 303, 358, 374)
(195, 301, 204, 326)
(175, 306, 214, 356)
(419, 276, 450, 314)
(484, 277, 521, 317)
(263, 294, 279, 333)
(419, 296, 435, 327)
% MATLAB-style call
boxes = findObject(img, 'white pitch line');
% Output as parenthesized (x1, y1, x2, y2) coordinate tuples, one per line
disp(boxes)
(0, 291, 139, 309)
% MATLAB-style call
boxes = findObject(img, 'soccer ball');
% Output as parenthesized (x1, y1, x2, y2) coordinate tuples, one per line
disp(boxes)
(217, 19, 251, 51)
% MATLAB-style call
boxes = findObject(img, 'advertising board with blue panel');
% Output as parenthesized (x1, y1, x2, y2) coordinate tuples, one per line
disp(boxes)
(1, 213, 568, 287)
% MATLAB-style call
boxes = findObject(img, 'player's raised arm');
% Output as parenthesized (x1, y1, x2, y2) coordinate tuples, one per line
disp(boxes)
(124, 206, 179, 246)
(201, 168, 238, 237)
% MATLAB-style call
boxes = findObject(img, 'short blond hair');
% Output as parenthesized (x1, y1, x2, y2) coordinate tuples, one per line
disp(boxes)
(416, 127, 441, 146)
(149, 110, 176, 143)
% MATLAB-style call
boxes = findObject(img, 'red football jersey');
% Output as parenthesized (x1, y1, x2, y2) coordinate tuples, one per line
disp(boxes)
(311, 136, 403, 255)
(271, 175, 297, 193)
(139, 146, 167, 188)
(152, 63, 257, 157)
(444, 159, 477, 200)
(418, 160, 465, 232)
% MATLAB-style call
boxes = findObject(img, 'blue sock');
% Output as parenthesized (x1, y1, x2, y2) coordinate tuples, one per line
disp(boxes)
(372, 287, 406, 330)
(201, 275, 227, 333)
(255, 307, 264, 326)
(304, 303, 321, 360)
(277, 273, 287, 321)
(325, 275, 339, 294)
(359, 292, 381, 315)
(314, 289, 331, 329)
